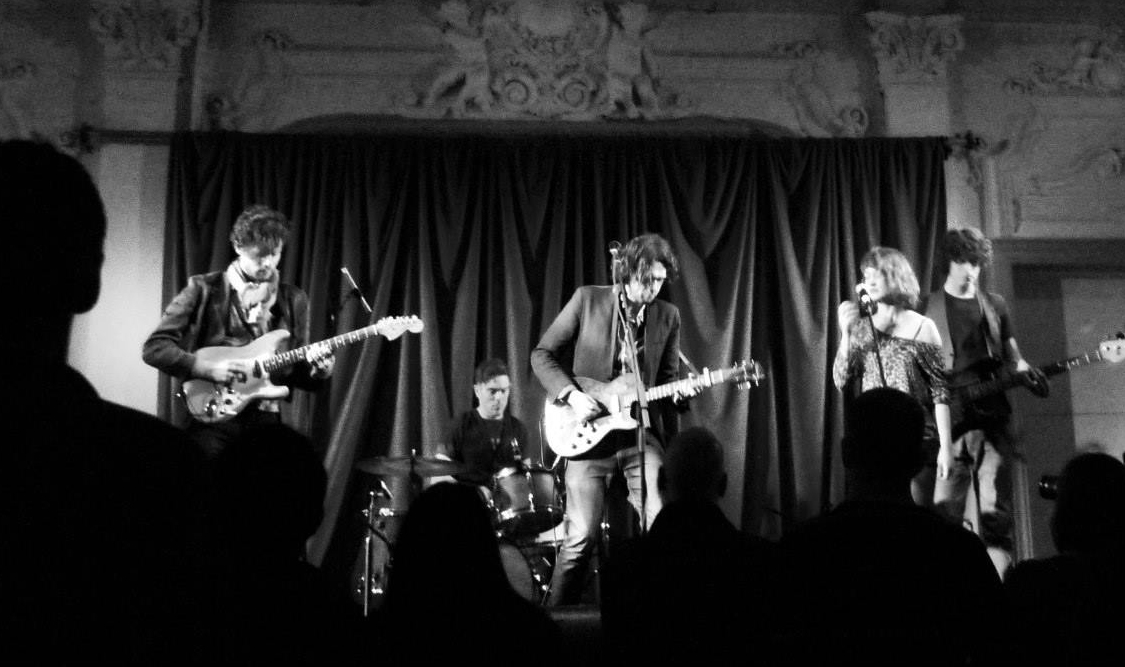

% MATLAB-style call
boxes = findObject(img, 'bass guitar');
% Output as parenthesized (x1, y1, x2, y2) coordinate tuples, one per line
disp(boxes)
(182, 315, 423, 423)
(542, 360, 765, 457)
(949, 335, 1125, 438)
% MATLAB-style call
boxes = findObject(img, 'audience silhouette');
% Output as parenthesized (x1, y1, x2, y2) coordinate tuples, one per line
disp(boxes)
(0, 139, 207, 663)
(1005, 451, 1125, 666)
(375, 481, 560, 664)
(780, 388, 1004, 665)
(205, 422, 364, 664)
(601, 426, 778, 664)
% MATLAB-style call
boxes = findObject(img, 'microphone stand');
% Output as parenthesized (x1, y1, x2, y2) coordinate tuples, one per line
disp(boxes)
(341, 267, 373, 316)
(614, 276, 651, 535)
(861, 294, 888, 387)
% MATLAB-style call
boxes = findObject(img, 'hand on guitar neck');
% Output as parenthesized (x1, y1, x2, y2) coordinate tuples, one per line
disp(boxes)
(1013, 358, 1050, 398)
(191, 340, 335, 384)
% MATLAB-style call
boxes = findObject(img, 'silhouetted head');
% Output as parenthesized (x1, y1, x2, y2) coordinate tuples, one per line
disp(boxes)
(384, 482, 510, 610)
(659, 427, 727, 504)
(1050, 452, 1125, 554)
(842, 388, 926, 494)
(0, 140, 106, 321)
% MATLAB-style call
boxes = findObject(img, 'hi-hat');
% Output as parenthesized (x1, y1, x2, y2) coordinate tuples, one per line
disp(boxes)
(355, 454, 465, 478)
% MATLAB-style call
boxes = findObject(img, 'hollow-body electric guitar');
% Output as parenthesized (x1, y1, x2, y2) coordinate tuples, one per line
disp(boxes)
(182, 315, 423, 423)
(542, 360, 765, 457)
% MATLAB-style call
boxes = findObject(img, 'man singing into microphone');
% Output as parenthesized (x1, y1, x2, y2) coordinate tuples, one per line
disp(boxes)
(531, 233, 694, 606)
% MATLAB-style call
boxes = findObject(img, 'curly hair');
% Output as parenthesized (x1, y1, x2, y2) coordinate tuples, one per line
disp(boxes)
(230, 204, 290, 251)
(612, 233, 680, 285)
(942, 227, 993, 270)
(860, 246, 920, 309)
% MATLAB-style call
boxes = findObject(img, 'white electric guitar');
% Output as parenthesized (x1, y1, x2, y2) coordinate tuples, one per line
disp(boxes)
(542, 360, 765, 457)
(182, 315, 423, 423)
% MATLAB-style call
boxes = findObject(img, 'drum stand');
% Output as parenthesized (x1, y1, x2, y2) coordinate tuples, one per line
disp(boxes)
(358, 488, 395, 617)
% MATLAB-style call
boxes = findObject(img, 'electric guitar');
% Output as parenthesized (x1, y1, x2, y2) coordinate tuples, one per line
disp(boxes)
(948, 335, 1125, 438)
(542, 360, 765, 457)
(182, 315, 423, 423)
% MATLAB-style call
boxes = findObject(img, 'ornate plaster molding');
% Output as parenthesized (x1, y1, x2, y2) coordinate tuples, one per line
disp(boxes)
(778, 41, 868, 138)
(90, 0, 200, 71)
(865, 12, 964, 85)
(409, 0, 688, 120)
(1004, 28, 1125, 96)
(205, 29, 296, 131)
(0, 16, 78, 142)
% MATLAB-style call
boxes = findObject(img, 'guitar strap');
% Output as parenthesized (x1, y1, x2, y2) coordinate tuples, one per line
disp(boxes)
(977, 290, 1003, 362)
(926, 289, 1004, 371)
(925, 292, 956, 371)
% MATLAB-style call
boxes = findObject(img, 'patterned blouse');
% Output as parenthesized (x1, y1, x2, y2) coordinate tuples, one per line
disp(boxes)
(832, 321, 950, 410)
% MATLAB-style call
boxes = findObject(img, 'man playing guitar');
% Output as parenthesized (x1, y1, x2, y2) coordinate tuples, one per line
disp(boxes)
(531, 233, 695, 606)
(143, 205, 334, 460)
(922, 227, 1049, 577)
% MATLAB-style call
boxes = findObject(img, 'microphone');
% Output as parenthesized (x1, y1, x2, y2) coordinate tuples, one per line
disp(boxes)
(340, 266, 373, 314)
(608, 241, 623, 261)
(855, 284, 876, 317)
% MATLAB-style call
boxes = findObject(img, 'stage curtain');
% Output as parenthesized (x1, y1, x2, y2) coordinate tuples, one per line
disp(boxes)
(160, 131, 945, 582)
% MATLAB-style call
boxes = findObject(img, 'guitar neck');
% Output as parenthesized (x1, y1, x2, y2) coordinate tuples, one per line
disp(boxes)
(646, 366, 738, 401)
(259, 324, 381, 374)
(958, 349, 1104, 402)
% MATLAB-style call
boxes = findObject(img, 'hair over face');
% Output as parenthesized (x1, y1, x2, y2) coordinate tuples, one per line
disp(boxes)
(860, 246, 920, 309)
(612, 233, 679, 285)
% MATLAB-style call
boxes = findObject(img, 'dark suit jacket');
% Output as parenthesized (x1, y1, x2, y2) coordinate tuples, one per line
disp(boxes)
(531, 285, 682, 445)
(142, 270, 321, 390)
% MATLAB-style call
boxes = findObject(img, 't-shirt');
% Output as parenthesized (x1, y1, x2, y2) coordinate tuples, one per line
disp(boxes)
(446, 410, 530, 486)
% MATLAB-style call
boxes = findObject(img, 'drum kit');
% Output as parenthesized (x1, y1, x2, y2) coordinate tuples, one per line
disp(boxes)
(352, 451, 566, 614)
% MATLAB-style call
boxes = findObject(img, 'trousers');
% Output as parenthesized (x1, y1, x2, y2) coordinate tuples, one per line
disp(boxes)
(547, 436, 663, 606)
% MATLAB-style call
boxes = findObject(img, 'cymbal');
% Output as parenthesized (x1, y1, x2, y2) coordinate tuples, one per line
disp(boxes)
(355, 455, 466, 478)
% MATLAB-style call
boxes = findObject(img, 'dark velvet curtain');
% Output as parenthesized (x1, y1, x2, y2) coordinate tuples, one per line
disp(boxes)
(160, 130, 945, 583)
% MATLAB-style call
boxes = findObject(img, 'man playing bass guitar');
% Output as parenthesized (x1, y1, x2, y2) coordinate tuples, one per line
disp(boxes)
(143, 205, 334, 460)
(531, 233, 695, 606)
(922, 227, 1049, 577)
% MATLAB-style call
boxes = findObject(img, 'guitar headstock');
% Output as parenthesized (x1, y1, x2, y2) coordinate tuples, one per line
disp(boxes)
(732, 359, 766, 390)
(1100, 334, 1125, 365)
(375, 315, 425, 341)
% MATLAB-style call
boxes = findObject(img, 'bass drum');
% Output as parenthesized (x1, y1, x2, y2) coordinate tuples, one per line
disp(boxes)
(499, 542, 554, 605)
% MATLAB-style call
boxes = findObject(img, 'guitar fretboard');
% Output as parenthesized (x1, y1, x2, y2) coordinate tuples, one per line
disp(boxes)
(646, 366, 742, 401)
(259, 324, 384, 374)
(957, 350, 1105, 402)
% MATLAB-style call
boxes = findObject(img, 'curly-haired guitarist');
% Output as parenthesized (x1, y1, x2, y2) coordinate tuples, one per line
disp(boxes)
(143, 205, 334, 459)
(921, 227, 1049, 576)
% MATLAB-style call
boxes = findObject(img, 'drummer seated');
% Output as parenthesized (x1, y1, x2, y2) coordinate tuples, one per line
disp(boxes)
(441, 358, 533, 495)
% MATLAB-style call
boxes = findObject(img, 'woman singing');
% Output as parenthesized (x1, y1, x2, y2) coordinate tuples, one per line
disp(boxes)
(832, 246, 953, 505)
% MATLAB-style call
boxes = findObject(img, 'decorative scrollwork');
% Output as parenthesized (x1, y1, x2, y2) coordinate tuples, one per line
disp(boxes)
(89, 0, 200, 71)
(1004, 29, 1125, 96)
(413, 0, 687, 120)
(865, 12, 964, 84)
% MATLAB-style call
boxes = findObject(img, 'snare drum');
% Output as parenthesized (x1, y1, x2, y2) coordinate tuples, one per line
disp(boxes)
(491, 465, 563, 539)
